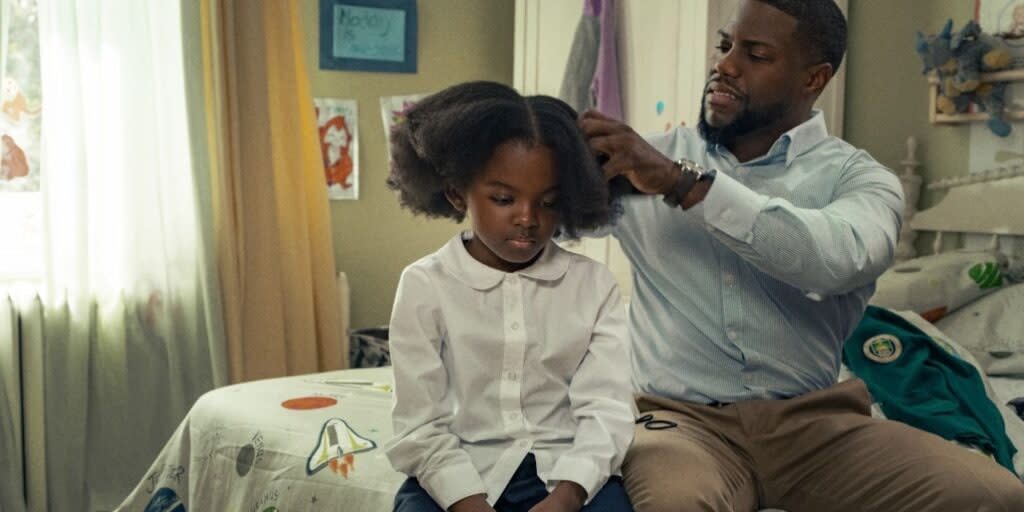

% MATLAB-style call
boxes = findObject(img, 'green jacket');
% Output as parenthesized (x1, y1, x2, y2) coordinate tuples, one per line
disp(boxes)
(843, 306, 1016, 474)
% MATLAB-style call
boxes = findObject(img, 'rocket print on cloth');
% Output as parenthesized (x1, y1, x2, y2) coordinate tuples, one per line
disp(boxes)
(306, 418, 376, 477)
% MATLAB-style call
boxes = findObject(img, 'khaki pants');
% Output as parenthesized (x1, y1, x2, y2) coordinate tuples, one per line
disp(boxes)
(624, 379, 1024, 512)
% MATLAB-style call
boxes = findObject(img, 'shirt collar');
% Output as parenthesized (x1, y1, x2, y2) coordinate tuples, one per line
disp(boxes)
(707, 109, 829, 167)
(439, 232, 571, 291)
(778, 109, 828, 167)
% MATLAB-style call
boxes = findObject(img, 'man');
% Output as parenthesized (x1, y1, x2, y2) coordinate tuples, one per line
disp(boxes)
(579, 0, 1024, 510)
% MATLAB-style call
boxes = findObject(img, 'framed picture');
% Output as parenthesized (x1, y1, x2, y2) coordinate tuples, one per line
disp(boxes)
(314, 98, 360, 200)
(319, 0, 418, 73)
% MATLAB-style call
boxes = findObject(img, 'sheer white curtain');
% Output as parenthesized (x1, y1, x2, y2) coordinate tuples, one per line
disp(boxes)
(36, 0, 226, 509)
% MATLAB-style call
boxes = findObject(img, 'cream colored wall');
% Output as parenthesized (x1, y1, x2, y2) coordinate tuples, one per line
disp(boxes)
(844, 0, 975, 253)
(300, 0, 515, 328)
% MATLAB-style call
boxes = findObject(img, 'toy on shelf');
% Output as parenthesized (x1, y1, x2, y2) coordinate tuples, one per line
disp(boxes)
(915, 19, 1016, 137)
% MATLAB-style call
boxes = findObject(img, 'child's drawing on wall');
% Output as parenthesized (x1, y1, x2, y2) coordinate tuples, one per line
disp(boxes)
(315, 98, 359, 200)
(379, 93, 426, 160)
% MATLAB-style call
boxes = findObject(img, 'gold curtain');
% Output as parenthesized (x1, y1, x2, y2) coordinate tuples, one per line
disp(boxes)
(198, 0, 347, 382)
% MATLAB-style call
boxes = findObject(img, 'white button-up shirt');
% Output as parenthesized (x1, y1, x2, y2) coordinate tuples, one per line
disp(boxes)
(385, 234, 634, 508)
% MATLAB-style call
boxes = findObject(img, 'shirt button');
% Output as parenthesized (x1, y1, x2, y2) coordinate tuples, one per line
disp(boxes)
(506, 411, 520, 422)
(736, 167, 749, 177)
(511, 322, 519, 330)
(723, 273, 735, 285)
(516, 439, 530, 448)
(726, 329, 738, 341)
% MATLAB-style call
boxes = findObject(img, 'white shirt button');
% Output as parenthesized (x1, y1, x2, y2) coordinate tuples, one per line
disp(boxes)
(516, 439, 530, 448)
(505, 411, 520, 422)
(726, 329, 738, 341)
(723, 273, 736, 285)
(736, 167, 749, 177)
(511, 322, 519, 330)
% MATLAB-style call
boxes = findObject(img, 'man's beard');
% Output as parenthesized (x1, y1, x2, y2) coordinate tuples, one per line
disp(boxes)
(697, 98, 789, 147)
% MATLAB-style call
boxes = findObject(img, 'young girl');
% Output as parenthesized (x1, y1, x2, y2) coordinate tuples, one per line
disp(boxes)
(384, 81, 635, 512)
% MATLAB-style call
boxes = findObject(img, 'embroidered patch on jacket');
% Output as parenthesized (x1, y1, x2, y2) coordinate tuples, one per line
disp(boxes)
(863, 334, 903, 363)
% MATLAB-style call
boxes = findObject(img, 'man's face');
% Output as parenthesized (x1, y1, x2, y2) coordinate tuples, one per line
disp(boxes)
(698, 0, 808, 146)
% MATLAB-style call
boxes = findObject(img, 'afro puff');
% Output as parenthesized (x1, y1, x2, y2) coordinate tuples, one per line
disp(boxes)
(386, 80, 622, 239)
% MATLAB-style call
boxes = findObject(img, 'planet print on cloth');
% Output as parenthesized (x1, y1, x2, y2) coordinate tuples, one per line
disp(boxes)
(281, 395, 337, 410)
(306, 418, 376, 477)
(145, 488, 185, 512)
(236, 444, 256, 477)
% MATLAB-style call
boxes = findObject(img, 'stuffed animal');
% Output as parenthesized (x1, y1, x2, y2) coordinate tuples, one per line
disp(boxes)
(915, 19, 1014, 137)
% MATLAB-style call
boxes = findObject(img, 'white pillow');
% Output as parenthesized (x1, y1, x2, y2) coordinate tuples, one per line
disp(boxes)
(936, 283, 1024, 377)
(871, 250, 1008, 321)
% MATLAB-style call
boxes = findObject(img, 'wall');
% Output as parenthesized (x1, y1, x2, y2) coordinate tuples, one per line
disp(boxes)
(300, 0, 515, 328)
(844, 0, 976, 253)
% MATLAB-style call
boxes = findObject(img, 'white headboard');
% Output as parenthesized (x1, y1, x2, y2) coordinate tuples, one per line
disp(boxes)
(910, 167, 1024, 255)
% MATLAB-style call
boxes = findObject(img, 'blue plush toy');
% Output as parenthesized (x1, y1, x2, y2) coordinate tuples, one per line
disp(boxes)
(915, 19, 1014, 137)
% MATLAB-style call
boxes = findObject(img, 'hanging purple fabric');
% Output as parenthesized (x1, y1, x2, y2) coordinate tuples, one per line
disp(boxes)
(588, 0, 623, 120)
(559, 0, 623, 120)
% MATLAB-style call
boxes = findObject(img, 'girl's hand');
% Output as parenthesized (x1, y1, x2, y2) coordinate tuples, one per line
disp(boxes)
(528, 481, 586, 512)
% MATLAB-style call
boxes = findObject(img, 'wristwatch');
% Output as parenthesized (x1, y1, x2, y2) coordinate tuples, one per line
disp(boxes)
(662, 158, 715, 208)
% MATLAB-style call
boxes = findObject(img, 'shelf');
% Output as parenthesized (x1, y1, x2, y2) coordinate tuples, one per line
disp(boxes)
(926, 67, 1024, 85)
(927, 68, 1024, 125)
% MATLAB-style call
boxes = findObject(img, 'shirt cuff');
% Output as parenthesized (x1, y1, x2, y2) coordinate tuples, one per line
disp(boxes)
(547, 456, 604, 505)
(701, 170, 769, 243)
(419, 462, 488, 509)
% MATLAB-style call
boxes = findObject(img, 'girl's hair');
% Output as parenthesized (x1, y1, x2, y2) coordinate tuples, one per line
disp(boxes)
(386, 81, 620, 239)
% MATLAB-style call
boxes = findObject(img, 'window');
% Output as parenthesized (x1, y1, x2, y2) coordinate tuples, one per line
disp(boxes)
(0, 0, 42, 282)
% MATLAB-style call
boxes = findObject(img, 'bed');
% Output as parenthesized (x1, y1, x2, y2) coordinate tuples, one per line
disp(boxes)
(116, 367, 403, 511)
(116, 156, 1024, 512)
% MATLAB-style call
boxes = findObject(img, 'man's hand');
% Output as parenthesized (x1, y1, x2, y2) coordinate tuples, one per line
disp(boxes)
(578, 109, 679, 195)
(448, 494, 495, 512)
(528, 481, 586, 512)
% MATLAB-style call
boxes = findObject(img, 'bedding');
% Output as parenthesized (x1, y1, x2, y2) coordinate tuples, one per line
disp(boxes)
(936, 283, 1024, 376)
(115, 367, 404, 512)
(870, 249, 1009, 321)
(117, 315, 1024, 511)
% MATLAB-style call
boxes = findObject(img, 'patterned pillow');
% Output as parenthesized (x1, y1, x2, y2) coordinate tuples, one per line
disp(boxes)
(936, 283, 1024, 377)
(870, 250, 1008, 321)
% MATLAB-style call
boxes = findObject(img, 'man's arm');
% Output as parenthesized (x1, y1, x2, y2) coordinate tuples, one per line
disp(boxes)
(578, 109, 903, 297)
(699, 164, 903, 296)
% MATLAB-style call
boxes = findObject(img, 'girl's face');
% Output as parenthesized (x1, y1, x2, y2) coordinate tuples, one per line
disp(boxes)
(447, 141, 560, 273)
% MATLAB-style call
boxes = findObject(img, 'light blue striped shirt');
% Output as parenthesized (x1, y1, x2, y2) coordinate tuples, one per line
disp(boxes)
(610, 112, 904, 403)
